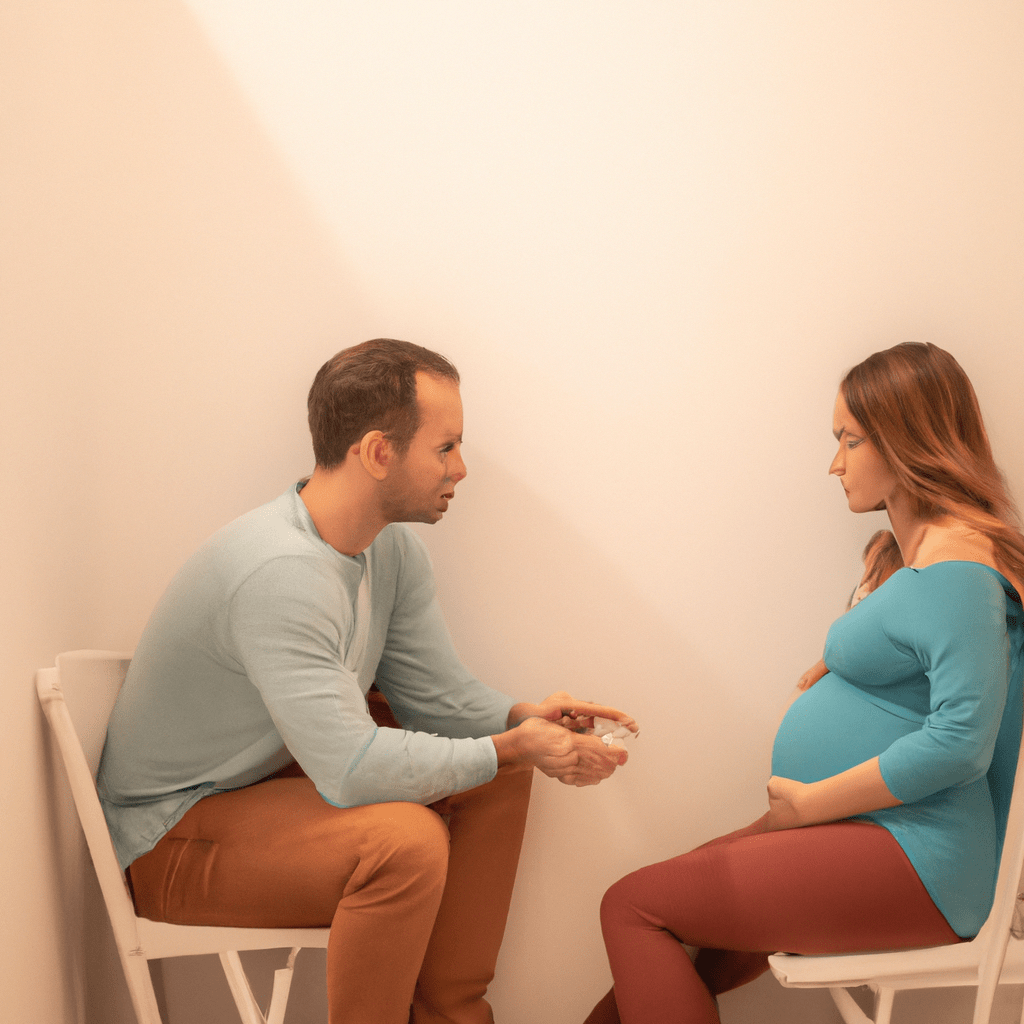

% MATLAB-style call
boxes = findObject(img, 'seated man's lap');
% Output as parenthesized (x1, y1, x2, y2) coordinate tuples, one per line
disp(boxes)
(128, 776, 451, 928)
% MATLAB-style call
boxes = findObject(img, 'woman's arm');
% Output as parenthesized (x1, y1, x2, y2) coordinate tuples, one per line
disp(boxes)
(796, 658, 828, 691)
(777, 566, 1009, 825)
(762, 758, 901, 831)
(873, 567, 1010, 803)
(762, 565, 1012, 834)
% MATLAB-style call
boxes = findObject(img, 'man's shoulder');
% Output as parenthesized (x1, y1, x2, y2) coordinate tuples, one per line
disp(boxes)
(213, 486, 316, 552)
(179, 486, 328, 590)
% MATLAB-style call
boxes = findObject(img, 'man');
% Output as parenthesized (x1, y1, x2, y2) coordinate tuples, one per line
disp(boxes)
(98, 339, 635, 1024)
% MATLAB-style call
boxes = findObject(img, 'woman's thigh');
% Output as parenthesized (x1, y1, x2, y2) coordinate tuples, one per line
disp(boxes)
(602, 820, 959, 956)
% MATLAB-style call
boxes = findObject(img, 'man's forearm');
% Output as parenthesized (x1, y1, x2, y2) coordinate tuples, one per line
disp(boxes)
(506, 702, 542, 728)
(492, 724, 528, 769)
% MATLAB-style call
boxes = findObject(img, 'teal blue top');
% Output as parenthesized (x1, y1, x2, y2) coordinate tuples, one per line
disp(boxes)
(98, 484, 515, 870)
(772, 562, 1024, 937)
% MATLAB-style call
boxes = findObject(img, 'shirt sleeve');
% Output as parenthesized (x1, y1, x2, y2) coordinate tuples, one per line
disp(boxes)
(372, 527, 516, 738)
(227, 554, 499, 808)
(878, 566, 1011, 804)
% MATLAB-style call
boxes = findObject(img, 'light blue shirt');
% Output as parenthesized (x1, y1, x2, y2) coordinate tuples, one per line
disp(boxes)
(773, 562, 1024, 937)
(98, 484, 515, 869)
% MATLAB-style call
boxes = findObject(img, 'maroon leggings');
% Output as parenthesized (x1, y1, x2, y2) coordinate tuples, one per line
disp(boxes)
(583, 819, 961, 1024)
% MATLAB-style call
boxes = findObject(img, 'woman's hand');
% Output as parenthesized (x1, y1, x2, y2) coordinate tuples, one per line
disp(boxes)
(765, 774, 811, 831)
(764, 775, 808, 830)
(797, 658, 828, 691)
(763, 760, 901, 832)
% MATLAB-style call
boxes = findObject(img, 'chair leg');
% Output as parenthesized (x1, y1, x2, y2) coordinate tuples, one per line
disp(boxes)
(265, 948, 300, 1024)
(972, 979, 1000, 1024)
(120, 951, 165, 1024)
(219, 950, 267, 1024)
(872, 987, 895, 1024)
(829, 985, 895, 1024)
(974, 949, 1009, 1024)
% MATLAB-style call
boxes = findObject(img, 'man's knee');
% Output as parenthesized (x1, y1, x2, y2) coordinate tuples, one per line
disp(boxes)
(363, 802, 450, 895)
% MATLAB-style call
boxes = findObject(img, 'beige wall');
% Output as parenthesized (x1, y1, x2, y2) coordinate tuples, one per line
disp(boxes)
(3, 2, 1023, 1022)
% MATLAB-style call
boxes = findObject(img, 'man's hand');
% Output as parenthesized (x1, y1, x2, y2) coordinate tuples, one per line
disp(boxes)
(491, 717, 628, 786)
(557, 730, 628, 787)
(508, 691, 638, 737)
(492, 717, 575, 776)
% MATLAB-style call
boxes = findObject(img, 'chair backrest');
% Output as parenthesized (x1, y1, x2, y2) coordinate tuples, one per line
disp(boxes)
(52, 650, 132, 777)
(969, 705, 1024, 967)
(37, 651, 140, 949)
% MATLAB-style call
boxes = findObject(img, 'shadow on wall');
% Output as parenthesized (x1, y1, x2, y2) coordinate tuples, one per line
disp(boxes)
(4, 2, 374, 1024)
(416, 451, 774, 851)
(4, 0, 376, 652)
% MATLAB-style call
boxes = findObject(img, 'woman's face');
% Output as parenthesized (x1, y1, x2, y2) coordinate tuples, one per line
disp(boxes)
(830, 392, 900, 513)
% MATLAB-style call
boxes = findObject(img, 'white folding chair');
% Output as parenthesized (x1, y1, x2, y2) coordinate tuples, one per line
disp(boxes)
(769, 728, 1024, 1024)
(37, 650, 329, 1024)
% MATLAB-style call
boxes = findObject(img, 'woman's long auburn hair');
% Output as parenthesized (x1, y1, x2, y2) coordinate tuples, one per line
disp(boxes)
(841, 342, 1024, 589)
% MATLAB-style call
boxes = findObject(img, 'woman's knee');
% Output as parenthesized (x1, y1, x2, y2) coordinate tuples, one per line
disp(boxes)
(600, 874, 642, 933)
(600, 862, 673, 936)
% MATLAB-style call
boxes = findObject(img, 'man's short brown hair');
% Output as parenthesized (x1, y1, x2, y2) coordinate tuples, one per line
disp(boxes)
(307, 339, 460, 469)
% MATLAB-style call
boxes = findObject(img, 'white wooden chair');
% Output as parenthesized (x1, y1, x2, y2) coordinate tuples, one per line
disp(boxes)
(769, 726, 1024, 1024)
(37, 650, 329, 1024)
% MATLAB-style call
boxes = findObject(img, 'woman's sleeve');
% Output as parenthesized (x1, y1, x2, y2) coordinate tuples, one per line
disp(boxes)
(878, 566, 1011, 804)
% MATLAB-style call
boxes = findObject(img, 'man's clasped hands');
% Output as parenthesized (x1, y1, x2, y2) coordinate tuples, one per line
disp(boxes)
(492, 691, 639, 788)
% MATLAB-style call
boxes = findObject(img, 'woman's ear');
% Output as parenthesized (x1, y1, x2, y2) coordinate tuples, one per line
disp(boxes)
(358, 430, 393, 481)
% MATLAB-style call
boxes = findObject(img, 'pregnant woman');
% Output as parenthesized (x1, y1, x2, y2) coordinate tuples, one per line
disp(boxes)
(583, 342, 1024, 1024)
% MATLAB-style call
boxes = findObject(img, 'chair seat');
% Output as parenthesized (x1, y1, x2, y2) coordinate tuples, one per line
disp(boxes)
(136, 917, 330, 960)
(769, 934, 1024, 991)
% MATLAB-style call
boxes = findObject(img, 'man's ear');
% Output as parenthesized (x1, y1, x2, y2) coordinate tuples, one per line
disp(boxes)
(358, 430, 393, 481)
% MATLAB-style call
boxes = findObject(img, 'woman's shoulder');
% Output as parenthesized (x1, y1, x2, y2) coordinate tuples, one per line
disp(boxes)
(880, 563, 1016, 635)
(905, 560, 1009, 588)
(853, 564, 1015, 663)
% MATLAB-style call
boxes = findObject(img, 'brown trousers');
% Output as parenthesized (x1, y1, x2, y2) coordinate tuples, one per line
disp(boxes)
(128, 762, 533, 1024)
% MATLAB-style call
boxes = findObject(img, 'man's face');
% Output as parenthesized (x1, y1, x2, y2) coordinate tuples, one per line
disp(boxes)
(380, 372, 467, 524)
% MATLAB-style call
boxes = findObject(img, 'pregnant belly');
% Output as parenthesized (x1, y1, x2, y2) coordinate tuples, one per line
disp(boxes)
(772, 674, 923, 783)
